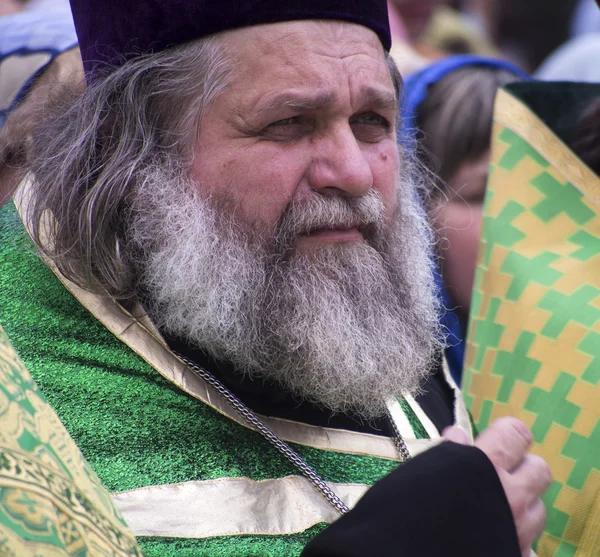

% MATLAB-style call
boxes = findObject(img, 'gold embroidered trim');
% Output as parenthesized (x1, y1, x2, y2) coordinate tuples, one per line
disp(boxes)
(495, 89, 600, 208)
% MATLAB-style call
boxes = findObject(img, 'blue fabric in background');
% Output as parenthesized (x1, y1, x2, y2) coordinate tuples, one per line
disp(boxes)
(436, 271, 466, 386)
(400, 54, 530, 143)
(0, 10, 77, 128)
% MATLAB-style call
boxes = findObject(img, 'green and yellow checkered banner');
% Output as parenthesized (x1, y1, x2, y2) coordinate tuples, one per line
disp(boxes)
(463, 87, 600, 557)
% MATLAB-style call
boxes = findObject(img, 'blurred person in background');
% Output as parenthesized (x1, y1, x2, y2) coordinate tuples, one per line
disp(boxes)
(0, 0, 68, 12)
(571, 0, 600, 36)
(0, 4, 75, 128)
(0, 0, 24, 15)
(0, 7, 78, 206)
(487, 0, 579, 72)
(535, 33, 600, 83)
(387, 0, 438, 74)
(0, 0, 68, 15)
(402, 56, 528, 383)
(387, 0, 497, 74)
(0, 46, 82, 207)
(420, 6, 497, 57)
(389, 0, 442, 45)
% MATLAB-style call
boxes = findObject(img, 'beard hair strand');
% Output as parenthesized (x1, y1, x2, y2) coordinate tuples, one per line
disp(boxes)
(128, 163, 442, 420)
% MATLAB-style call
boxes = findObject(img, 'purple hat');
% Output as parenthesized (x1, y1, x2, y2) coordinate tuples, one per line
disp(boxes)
(69, 0, 391, 76)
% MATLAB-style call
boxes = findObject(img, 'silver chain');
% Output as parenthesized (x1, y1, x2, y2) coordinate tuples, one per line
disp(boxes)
(386, 409, 412, 461)
(176, 353, 411, 516)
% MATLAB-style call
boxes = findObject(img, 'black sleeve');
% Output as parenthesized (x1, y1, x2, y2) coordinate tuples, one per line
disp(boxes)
(301, 441, 520, 557)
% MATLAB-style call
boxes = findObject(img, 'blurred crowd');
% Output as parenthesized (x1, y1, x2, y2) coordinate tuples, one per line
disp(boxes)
(387, 0, 600, 77)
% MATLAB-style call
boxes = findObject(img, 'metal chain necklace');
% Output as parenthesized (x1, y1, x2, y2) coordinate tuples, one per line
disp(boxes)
(176, 353, 411, 516)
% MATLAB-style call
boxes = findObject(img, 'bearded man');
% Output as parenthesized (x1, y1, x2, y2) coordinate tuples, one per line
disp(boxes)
(0, 1, 550, 555)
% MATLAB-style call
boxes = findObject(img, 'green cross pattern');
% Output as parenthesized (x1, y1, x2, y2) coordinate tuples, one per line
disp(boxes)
(59, 520, 81, 545)
(497, 128, 549, 171)
(542, 481, 570, 539)
(16, 429, 42, 452)
(0, 489, 62, 545)
(569, 230, 600, 262)
(492, 331, 540, 402)
(476, 399, 495, 431)
(531, 172, 596, 225)
(481, 201, 526, 267)
(473, 297, 505, 370)
(501, 251, 563, 301)
(524, 372, 580, 443)
(538, 285, 600, 339)
(0, 383, 36, 417)
(469, 287, 484, 321)
(562, 421, 600, 490)
(554, 541, 578, 557)
(465, 112, 600, 557)
(15, 492, 39, 515)
(578, 331, 600, 385)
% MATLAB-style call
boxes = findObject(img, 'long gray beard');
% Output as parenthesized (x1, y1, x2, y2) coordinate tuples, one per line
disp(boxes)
(129, 164, 442, 420)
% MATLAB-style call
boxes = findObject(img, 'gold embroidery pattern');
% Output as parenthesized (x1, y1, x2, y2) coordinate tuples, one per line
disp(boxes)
(0, 328, 142, 556)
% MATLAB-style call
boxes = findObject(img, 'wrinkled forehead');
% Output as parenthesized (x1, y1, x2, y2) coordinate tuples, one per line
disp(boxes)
(220, 20, 394, 98)
(223, 19, 385, 55)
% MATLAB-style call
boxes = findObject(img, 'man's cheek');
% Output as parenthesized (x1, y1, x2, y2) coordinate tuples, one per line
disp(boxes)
(375, 170, 399, 217)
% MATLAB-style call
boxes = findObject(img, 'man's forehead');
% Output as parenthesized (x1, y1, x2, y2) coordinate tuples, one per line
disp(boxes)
(245, 86, 398, 118)
(221, 21, 393, 103)
(224, 20, 385, 59)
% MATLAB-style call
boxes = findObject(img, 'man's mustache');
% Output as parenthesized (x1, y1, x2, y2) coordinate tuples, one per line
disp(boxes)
(274, 190, 384, 249)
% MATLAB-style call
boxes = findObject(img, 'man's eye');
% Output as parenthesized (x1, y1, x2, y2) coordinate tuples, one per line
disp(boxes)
(355, 113, 390, 127)
(351, 112, 392, 142)
(261, 116, 310, 141)
(267, 117, 300, 127)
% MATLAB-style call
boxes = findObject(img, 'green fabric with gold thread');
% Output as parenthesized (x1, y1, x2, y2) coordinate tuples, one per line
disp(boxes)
(0, 328, 142, 556)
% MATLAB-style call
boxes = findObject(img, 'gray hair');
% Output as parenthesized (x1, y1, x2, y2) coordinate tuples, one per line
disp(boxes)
(27, 36, 232, 298)
(27, 40, 403, 299)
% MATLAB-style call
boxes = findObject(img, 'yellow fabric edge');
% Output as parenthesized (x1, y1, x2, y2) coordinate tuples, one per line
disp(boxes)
(0, 331, 140, 554)
(0, 447, 138, 556)
(575, 493, 600, 557)
(404, 393, 440, 439)
(494, 88, 600, 208)
(442, 357, 475, 441)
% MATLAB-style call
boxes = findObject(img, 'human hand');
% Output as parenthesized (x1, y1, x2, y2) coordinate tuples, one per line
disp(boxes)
(443, 417, 551, 557)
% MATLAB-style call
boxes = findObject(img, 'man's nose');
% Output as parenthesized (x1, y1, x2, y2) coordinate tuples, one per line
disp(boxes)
(307, 125, 373, 197)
